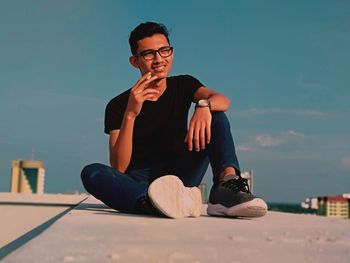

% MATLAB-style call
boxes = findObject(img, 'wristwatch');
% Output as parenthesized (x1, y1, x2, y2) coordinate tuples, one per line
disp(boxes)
(196, 99, 211, 109)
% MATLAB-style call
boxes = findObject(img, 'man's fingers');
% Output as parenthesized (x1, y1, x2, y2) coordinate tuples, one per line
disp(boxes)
(146, 94, 157, 101)
(133, 73, 158, 92)
(134, 72, 152, 87)
(186, 107, 212, 151)
(137, 75, 158, 91)
(200, 124, 206, 149)
(188, 123, 209, 151)
(193, 125, 200, 151)
(141, 88, 159, 95)
(187, 126, 194, 151)
(133, 87, 158, 99)
(143, 75, 158, 87)
(205, 124, 211, 144)
(134, 88, 159, 102)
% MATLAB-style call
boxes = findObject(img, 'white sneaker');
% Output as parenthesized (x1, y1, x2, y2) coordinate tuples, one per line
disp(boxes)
(148, 175, 202, 219)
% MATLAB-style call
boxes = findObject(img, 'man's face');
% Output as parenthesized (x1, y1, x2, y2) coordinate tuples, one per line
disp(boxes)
(131, 34, 173, 80)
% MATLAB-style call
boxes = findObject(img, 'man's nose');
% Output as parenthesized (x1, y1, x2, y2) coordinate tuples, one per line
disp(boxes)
(153, 51, 164, 62)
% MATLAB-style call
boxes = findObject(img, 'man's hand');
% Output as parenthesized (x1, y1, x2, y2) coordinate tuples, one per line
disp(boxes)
(125, 72, 159, 118)
(185, 107, 212, 151)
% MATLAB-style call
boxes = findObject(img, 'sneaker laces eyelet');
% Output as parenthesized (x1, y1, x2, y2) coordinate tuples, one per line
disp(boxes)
(222, 178, 250, 193)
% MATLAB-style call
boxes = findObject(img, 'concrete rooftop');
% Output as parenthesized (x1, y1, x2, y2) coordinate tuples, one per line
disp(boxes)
(1, 193, 350, 263)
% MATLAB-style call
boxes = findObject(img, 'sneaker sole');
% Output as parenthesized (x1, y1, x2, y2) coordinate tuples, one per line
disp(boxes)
(148, 175, 202, 219)
(207, 198, 267, 218)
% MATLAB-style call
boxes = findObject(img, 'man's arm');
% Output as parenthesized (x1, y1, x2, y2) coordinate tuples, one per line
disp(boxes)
(193, 86, 231, 112)
(108, 113, 135, 172)
(185, 86, 230, 152)
(109, 72, 158, 172)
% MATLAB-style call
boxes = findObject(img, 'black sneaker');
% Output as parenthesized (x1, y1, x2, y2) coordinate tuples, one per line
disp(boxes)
(133, 196, 164, 216)
(207, 174, 267, 218)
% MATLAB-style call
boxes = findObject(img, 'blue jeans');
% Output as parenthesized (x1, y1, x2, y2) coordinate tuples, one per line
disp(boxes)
(81, 112, 240, 213)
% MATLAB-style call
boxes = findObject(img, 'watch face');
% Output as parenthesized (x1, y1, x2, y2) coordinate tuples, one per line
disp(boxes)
(198, 99, 210, 107)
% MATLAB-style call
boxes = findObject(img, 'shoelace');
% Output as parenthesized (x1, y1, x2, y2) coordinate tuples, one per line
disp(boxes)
(222, 177, 250, 193)
(135, 196, 163, 216)
(138, 196, 149, 208)
(135, 196, 153, 213)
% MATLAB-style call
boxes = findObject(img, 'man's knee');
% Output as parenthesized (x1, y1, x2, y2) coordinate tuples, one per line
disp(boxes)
(81, 163, 104, 183)
(211, 111, 230, 128)
(81, 163, 107, 195)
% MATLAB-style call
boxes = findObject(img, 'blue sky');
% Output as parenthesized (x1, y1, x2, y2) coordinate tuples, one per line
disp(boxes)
(0, 0, 349, 202)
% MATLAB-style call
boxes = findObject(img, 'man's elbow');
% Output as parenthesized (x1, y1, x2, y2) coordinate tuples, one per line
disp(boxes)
(220, 97, 230, 112)
(114, 165, 127, 174)
(110, 160, 127, 174)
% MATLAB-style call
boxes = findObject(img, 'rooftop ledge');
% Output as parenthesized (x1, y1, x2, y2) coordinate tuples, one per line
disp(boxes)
(1, 193, 350, 263)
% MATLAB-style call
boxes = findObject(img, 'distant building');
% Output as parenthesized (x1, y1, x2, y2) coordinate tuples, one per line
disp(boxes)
(10, 160, 45, 194)
(317, 195, 349, 219)
(310, 198, 318, 209)
(301, 197, 318, 210)
(342, 193, 350, 199)
(241, 171, 254, 193)
(342, 193, 350, 217)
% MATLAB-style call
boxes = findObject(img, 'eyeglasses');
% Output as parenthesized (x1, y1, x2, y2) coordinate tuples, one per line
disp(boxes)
(136, 46, 173, 61)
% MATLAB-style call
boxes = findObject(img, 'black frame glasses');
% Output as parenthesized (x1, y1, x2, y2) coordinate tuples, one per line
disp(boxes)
(136, 46, 173, 60)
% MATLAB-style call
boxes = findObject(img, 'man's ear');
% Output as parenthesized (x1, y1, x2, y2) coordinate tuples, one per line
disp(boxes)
(129, 56, 139, 69)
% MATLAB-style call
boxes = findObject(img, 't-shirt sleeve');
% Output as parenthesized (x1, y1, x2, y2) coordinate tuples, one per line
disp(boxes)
(104, 97, 125, 134)
(182, 75, 204, 102)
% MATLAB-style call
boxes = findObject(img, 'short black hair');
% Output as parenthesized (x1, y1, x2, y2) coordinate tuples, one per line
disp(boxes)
(129, 22, 170, 55)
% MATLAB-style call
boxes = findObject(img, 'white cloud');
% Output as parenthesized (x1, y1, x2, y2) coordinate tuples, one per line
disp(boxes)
(341, 157, 350, 171)
(237, 144, 254, 152)
(296, 74, 322, 89)
(252, 131, 305, 148)
(232, 108, 326, 117)
(296, 80, 321, 89)
(285, 109, 324, 117)
(287, 130, 305, 137)
(255, 134, 283, 147)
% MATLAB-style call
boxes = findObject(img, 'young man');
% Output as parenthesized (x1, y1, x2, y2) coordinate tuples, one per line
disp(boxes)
(81, 22, 267, 218)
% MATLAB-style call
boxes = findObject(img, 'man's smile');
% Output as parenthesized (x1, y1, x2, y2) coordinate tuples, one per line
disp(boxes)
(152, 64, 166, 72)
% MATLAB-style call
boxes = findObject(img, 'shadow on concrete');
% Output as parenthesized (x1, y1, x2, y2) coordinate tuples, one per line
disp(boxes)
(73, 202, 164, 219)
(74, 203, 254, 220)
(74, 202, 110, 210)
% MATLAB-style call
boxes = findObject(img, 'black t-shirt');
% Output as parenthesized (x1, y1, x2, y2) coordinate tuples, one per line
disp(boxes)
(104, 75, 203, 170)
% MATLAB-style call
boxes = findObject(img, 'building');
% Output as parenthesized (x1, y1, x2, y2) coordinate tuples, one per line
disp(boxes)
(342, 193, 350, 199)
(241, 171, 254, 193)
(327, 196, 349, 219)
(10, 160, 45, 194)
(301, 197, 318, 209)
(310, 198, 318, 209)
(317, 195, 349, 219)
